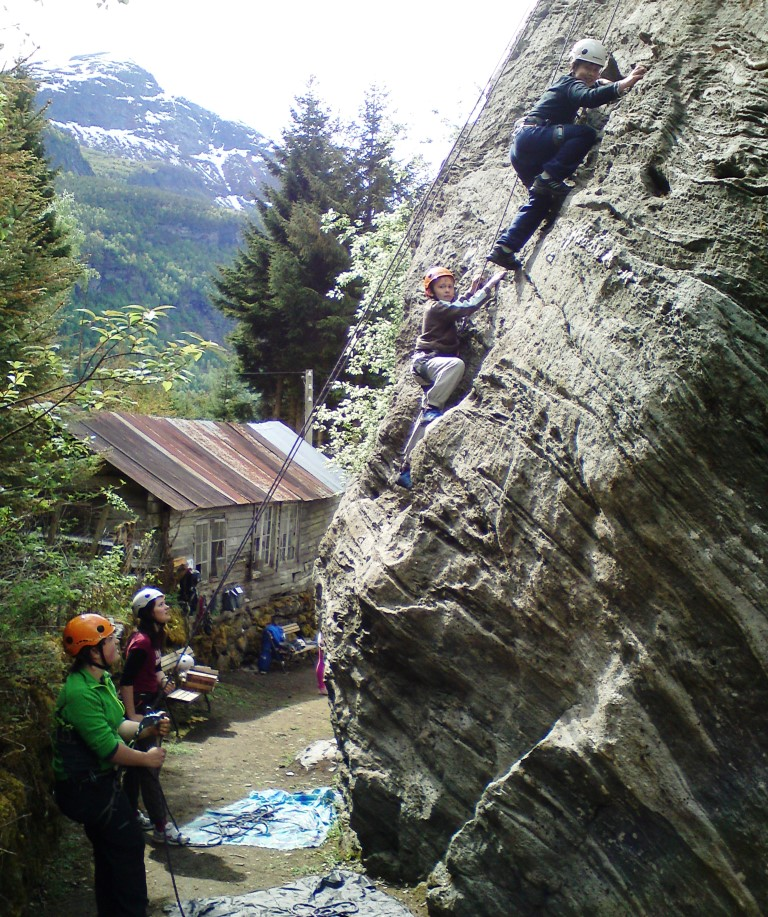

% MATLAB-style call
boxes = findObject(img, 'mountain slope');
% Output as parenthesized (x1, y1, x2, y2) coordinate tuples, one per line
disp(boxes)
(34, 53, 275, 210)
(31, 54, 277, 345)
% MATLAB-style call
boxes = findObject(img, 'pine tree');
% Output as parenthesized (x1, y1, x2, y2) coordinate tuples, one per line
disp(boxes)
(0, 71, 86, 511)
(345, 86, 418, 232)
(213, 82, 361, 425)
(213, 81, 427, 429)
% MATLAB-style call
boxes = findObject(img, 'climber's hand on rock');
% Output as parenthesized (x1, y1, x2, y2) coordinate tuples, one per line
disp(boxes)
(468, 274, 484, 295)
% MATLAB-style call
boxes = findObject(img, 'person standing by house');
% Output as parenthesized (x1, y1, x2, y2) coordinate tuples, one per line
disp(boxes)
(120, 587, 190, 845)
(396, 265, 505, 489)
(487, 38, 647, 271)
(52, 613, 169, 917)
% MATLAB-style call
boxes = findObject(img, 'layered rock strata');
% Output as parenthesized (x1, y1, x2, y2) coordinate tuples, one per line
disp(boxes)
(316, 0, 768, 913)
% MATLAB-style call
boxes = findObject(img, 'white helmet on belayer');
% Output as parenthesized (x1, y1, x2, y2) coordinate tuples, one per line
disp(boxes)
(570, 38, 608, 68)
(132, 586, 164, 613)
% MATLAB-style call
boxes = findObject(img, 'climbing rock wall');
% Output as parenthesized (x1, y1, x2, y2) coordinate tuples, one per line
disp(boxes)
(316, 0, 768, 914)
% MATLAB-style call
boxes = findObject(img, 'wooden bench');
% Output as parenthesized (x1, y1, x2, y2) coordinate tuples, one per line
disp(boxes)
(160, 649, 219, 735)
(275, 623, 318, 670)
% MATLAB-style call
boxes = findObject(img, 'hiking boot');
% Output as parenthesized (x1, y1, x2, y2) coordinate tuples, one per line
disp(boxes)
(486, 245, 522, 271)
(395, 469, 412, 490)
(422, 407, 442, 424)
(151, 824, 190, 846)
(136, 811, 153, 831)
(531, 174, 572, 198)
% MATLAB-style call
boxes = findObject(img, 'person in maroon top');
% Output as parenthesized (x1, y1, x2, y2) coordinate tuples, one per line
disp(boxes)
(120, 587, 189, 845)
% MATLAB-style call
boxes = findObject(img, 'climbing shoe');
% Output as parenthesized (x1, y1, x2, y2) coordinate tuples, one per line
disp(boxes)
(422, 407, 443, 424)
(395, 469, 412, 490)
(487, 245, 522, 271)
(531, 174, 572, 198)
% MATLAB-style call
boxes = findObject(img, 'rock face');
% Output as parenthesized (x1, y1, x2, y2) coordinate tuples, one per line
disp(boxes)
(315, 1, 768, 914)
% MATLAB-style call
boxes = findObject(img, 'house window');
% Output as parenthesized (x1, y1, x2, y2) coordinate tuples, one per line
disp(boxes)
(253, 504, 276, 569)
(278, 503, 299, 563)
(210, 519, 226, 578)
(252, 503, 298, 569)
(194, 517, 226, 582)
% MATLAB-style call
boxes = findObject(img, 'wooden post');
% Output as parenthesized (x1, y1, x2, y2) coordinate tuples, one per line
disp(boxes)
(303, 369, 313, 445)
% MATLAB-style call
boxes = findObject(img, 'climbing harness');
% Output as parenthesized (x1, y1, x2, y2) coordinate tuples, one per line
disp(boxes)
(489, 0, 625, 256)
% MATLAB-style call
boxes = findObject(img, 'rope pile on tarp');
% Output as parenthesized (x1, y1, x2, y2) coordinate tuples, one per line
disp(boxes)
(182, 787, 339, 849)
(172, 869, 416, 917)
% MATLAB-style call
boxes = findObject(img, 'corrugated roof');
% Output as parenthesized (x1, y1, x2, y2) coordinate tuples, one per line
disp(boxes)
(68, 412, 345, 512)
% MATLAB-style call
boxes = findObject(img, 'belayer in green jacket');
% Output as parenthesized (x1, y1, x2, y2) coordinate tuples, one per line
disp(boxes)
(52, 613, 169, 917)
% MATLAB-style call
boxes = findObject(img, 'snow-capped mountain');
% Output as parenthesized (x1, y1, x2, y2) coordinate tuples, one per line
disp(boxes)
(32, 53, 276, 210)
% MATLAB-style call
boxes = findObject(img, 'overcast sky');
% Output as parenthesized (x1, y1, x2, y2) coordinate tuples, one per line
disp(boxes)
(1, 0, 533, 169)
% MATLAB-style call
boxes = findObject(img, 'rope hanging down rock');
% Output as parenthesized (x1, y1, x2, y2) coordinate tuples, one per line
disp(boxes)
(180, 0, 624, 663)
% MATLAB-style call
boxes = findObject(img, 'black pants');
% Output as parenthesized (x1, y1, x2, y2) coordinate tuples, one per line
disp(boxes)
(497, 123, 598, 252)
(123, 734, 165, 827)
(54, 775, 148, 917)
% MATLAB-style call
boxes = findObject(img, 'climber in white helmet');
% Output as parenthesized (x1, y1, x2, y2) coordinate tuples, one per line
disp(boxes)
(487, 38, 647, 271)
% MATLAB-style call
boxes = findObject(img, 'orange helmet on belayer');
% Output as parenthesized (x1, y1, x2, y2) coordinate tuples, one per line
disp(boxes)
(62, 613, 115, 657)
(423, 266, 455, 298)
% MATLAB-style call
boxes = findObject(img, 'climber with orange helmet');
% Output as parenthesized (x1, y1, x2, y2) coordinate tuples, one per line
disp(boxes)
(120, 587, 190, 846)
(488, 38, 647, 271)
(396, 265, 504, 489)
(53, 612, 170, 917)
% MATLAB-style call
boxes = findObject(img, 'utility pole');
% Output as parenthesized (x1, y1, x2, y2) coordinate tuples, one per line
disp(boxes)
(303, 369, 313, 445)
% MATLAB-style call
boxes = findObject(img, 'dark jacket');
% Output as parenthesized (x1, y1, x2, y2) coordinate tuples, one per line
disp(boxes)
(413, 288, 490, 357)
(528, 74, 620, 124)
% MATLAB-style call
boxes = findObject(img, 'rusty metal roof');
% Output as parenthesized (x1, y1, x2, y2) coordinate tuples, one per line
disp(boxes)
(68, 411, 345, 512)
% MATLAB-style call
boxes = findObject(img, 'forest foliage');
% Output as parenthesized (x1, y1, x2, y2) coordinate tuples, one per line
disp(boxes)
(213, 82, 424, 429)
(0, 71, 216, 670)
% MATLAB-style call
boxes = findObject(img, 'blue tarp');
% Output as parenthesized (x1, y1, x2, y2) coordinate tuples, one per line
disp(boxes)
(181, 787, 339, 848)
(174, 869, 416, 916)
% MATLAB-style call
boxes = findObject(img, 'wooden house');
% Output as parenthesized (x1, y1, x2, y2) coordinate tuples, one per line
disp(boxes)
(67, 411, 345, 606)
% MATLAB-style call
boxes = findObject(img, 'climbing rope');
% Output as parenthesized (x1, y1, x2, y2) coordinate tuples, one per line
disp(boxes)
(179, 9, 540, 638)
(142, 6, 633, 915)
(291, 904, 360, 917)
(172, 0, 629, 683)
(193, 803, 277, 845)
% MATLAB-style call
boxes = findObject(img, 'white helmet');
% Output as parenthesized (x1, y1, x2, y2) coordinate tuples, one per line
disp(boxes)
(132, 587, 164, 613)
(178, 653, 195, 673)
(570, 38, 608, 68)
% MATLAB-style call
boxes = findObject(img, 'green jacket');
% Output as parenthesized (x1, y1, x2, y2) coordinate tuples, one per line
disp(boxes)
(52, 668, 126, 781)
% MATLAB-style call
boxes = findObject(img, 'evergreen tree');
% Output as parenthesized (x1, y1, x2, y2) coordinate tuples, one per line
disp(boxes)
(0, 71, 86, 512)
(213, 81, 427, 430)
(345, 86, 418, 232)
(213, 81, 360, 426)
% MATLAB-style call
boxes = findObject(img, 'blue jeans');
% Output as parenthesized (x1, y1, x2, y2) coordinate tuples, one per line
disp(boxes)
(496, 123, 597, 252)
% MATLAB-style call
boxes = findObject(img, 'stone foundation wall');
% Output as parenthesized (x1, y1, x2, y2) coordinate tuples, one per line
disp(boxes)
(190, 590, 316, 671)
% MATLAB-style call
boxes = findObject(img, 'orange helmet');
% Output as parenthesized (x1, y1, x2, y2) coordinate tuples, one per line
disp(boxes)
(62, 613, 115, 657)
(423, 266, 455, 298)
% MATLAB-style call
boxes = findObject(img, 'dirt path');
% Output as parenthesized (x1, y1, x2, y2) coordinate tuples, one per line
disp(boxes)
(38, 662, 427, 916)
